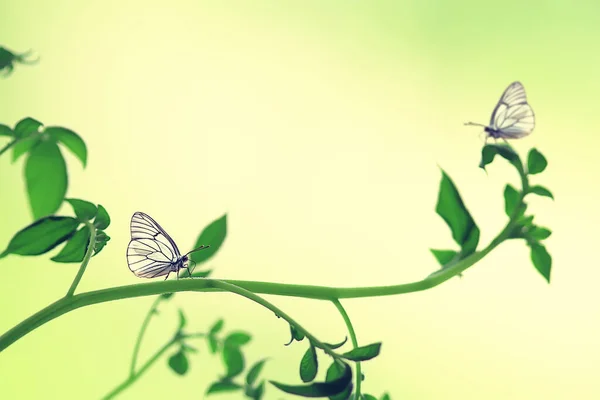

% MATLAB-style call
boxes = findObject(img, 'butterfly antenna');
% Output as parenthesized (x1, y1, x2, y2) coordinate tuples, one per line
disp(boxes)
(464, 122, 487, 127)
(184, 245, 210, 257)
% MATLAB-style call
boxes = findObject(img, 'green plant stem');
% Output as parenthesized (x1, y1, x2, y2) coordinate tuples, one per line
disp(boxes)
(66, 222, 97, 297)
(0, 138, 18, 157)
(0, 201, 524, 353)
(332, 299, 361, 398)
(130, 296, 162, 376)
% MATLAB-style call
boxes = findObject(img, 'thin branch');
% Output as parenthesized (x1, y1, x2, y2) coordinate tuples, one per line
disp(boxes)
(130, 296, 162, 376)
(332, 299, 361, 398)
(66, 222, 97, 297)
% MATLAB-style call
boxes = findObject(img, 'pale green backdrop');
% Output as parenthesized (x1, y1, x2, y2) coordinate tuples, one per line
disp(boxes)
(1, 1, 599, 399)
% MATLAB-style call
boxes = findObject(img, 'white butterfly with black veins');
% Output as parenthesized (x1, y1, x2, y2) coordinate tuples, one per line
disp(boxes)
(127, 212, 209, 280)
(465, 81, 535, 141)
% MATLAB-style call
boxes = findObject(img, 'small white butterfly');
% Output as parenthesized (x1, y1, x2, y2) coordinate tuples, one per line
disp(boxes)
(126, 212, 209, 280)
(465, 81, 535, 141)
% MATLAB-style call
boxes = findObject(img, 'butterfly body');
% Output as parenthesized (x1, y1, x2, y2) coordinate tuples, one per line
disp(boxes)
(127, 212, 208, 280)
(466, 81, 535, 140)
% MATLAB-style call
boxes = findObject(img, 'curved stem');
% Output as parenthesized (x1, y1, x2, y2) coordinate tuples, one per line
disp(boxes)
(66, 222, 96, 297)
(0, 138, 18, 157)
(332, 299, 361, 398)
(130, 296, 162, 376)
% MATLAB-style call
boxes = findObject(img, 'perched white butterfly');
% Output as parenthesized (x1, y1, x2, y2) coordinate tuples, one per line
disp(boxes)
(127, 212, 209, 280)
(465, 81, 535, 141)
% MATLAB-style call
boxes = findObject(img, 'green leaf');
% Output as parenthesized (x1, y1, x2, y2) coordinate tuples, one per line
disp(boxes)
(530, 242, 552, 283)
(14, 117, 43, 139)
(430, 249, 458, 266)
(0, 124, 13, 137)
(25, 139, 68, 219)
(222, 345, 245, 379)
(168, 350, 189, 375)
(93, 229, 110, 256)
(246, 381, 265, 400)
(300, 344, 318, 383)
(209, 319, 224, 335)
(246, 359, 268, 386)
(51, 225, 90, 263)
(528, 185, 554, 200)
(0, 216, 79, 258)
(503, 184, 520, 217)
(66, 198, 97, 221)
(11, 135, 41, 162)
(207, 335, 219, 354)
(285, 324, 306, 346)
(224, 332, 252, 348)
(269, 362, 352, 398)
(178, 309, 187, 330)
(479, 143, 522, 172)
(327, 362, 353, 400)
(160, 292, 174, 300)
(380, 394, 391, 400)
(46, 126, 87, 167)
(93, 204, 111, 229)
(206, 380, 243, 395)
(527, 148, 548, 175)
(341, 343, 381, 362)
(528, 226, 552, 241)
(435, 170, 480, 255)
(323, 337, 348, 350)
(363, 395, 378, 400)
(190, 214, 227, 265)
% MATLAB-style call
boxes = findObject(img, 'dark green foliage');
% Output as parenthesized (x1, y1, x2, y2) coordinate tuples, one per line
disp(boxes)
(527, 148, 547, 175)
(246, 359, 268, 386)
(93, 205, 111, 229)
(210, 319, 224, 335)
(190, 214, 227, 264)
(224, 332, 252, 347)
(529, 242, 552, 283)
(323, 337, 348, 350)
(285, 324, 305, 345)
(66, 198, 97, 221)
(0, 47, 38, 76)
(528, 185, 554, 199)
(503, 184, 520, 216)
(168, 350, 189, 375)
(93, 229, 110, 256)
(479, 143, 522, 173)
(0, 216, 78, 258)
(14, 117, 43, 139)
(528, 226, 552, 241)
(46, 126, 87, 167)
(430, 249, 458, 266)
(0, 124, 12, 136)
(270, 362, 352, 398)
(12, 136, 40, 162)
(300, 343, 318, 382)
(341, 343, 381, 362)
(380, 393, 391, 400)
(51, 226, 91, 263)
(206, 380, 243, 395)
(363, 395, 378, 400)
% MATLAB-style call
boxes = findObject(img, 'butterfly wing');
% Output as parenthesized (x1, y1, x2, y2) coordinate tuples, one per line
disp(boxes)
(127, 212, 182, 278)
(489, 81, 535, 138)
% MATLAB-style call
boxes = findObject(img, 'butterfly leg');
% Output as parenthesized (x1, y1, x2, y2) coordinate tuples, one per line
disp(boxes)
(164, 271, 171, 281)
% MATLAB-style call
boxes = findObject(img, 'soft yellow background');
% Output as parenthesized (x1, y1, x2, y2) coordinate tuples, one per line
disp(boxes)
(1, 1, 599, 399)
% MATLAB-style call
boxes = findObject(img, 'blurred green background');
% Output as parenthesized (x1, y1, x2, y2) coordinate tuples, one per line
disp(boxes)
(1, 0, 599, 399)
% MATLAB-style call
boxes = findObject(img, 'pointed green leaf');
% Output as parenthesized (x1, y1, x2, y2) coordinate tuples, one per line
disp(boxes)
(341, 343, 381, 362)
(363, 395, 378, 400)
(380, 393, 391, 400)
(160, 292, 174, 300)
(528, 226, 552, 241)
(269, 362, 352, 398)
(207, 335, 219, 354)
(479, 143, 521, 171)
(530, 242, 552, 283)
(206, 380, 243, 395)
(528, 185, 554, 200)
(503, 184, 520, 217)
(327, 362, 353, 400)
(246, 359, 268, 386)
(527, 148, 547, 175)
(0, 124, 13, 137)
(435, 170, 480, 255)
(178, 309, 186, 330)
(93, 230, 110, 256)
(25, 139, 68, 219)
(224, 332, 252, 348)
(168, 350, 189, 375)
(323, 337, 348, 350)
(51, 225, 91, 263)
(300, 344, 318, 383)
(249, 381, 265, 400)
(190, 214, 227, 265)
(11, 135, 41, 162)
(1, 216, 79, 258)
(93, 204, 111, 229)
(66, 198, 97, 221)
(285, 324, 305, 346)
(14, 117, 43, 139)
(430, 249, 458, 266)
(222, 345, 244, 379)
(209, 319, 224, 335)
(46, 126, 87, 167)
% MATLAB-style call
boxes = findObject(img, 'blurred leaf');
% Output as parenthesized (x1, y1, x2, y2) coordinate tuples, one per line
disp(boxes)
(0, 124, 13, 137)
(269, 362, 352, 398)
(14, 117, 42, 139)
(25, 139, 68, 219)
(430, 249, 458, 266)
(160, 292, 174, 300)
(246, 359, 268, 386)
(245, 381, 265, 400)
(479, 143, 522, 173)
(206, 380, 243, 395)
(46, 126, 87, 167)
(529, 242, 552, 283)
(528, 185, 554, 200)
(285, 324, 305, 346)
(93, 230, 110, 256)
(66, 198, 97, 221)
(51, 225, 90, 263)
(300, 344, 318, 383)
(435, 170, 480, 256)
(224, 332, 252, 348)
(177, 309, 187, 330)
(207, 335, 219, 354)
(11, 135, 40, 162)
(528, 226, 552, 241)
(503, 184, 520, 217)
(341, 343, 381, 362)
(527, 148, 548, 175)
(222, 345, 245, 379)
(181, 343, 198, 354)
(380, 394, 391, 400)
(210, 319, 224, 335)
(323, 337, 348, 350)
(0, 216, 78, 258)
(363, 395, 377, 400)
(93, 204, 111, 229)
(168, 350, 189, 375)
(517, 214, 534, 227)
(190, 214, 227, 265)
